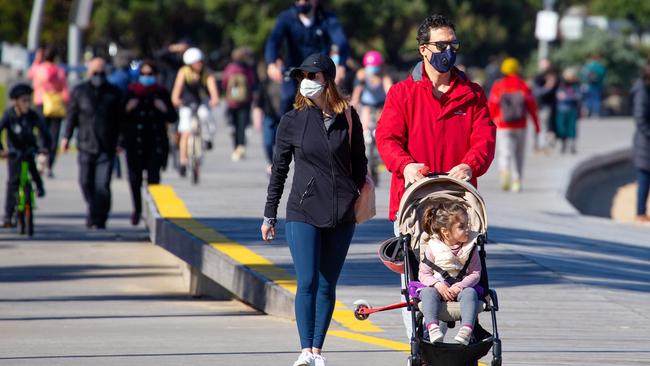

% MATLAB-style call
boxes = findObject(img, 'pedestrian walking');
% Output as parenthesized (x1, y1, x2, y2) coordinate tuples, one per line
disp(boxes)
(581, 54, 606, 118)
(265, 0, 349, 117)
(533, 58, 560, 148)
(261, 53, 367, 366)
(487, 57, 540, 192)
(252, 75, 282, 176)
(351, 50, 393, 185)
(223, 47, 257, 161)
(555, 67, 582, 154)
(27, 45, 68, 178)
(630, 62, 650, 223)
(375, 13, 495, 339)
(123, 60, 176, 226)
(61, 58, 123, 230)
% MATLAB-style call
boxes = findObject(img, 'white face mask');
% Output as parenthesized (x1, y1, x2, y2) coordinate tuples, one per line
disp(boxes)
(299, 78, 325, 99)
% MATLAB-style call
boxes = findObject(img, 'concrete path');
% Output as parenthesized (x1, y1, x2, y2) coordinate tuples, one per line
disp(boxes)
(158, 116, 650, 365)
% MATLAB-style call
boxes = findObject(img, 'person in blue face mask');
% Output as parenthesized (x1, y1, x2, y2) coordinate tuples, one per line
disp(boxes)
(376, 14, 496, 342)
(122, 60, 177, 226)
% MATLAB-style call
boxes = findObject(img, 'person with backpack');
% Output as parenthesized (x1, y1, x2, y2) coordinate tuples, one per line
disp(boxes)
(222, 47, 257, 161)
(27, 45, 69, 178)
(488, 57, 540, 192)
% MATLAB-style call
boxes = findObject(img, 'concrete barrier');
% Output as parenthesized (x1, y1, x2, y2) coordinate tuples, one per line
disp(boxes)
(142, 187, 296, 319)
(565, 148, 635, 218)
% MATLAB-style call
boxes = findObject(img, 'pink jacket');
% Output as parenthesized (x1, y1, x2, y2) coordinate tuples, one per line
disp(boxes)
(418, 235, 481, 290)
(28, 61, 69, 106)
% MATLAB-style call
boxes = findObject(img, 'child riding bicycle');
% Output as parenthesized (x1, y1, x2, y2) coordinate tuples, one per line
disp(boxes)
(0, 83, 51, 228)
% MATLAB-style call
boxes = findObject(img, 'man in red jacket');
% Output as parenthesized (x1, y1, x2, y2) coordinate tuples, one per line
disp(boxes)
(376, 14, 496, 223)
(487, 57, 540, 192)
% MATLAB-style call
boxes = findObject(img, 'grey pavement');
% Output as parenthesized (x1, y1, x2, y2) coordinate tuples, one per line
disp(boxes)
(161, 115, 650, 365)
(0, 152, 404, 365)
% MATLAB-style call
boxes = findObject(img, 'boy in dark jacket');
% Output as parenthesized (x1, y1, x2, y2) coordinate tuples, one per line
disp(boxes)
(0, 83, 51, 227)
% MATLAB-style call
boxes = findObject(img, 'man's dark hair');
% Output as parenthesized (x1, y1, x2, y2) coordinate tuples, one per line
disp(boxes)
(417, 14, 456, 45)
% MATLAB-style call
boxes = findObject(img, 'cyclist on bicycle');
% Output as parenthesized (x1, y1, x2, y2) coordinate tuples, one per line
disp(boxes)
(0, 83, 51, 228)
(351, 50, 393, 184)
(171, 47, 219, 177)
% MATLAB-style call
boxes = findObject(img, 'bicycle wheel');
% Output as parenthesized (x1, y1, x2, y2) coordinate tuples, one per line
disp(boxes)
(17, 210, 25, 235)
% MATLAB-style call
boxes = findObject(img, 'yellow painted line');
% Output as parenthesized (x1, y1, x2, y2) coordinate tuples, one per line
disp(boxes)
(148, 185, 191, 218)
(328, 330, 409, 352)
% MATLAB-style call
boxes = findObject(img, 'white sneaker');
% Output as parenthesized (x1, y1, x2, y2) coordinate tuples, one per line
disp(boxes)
(454, 326, 473, 345)
(428, 324, 444, 343)
(292, 351, 314, 366)
(313, 354, 326, 366)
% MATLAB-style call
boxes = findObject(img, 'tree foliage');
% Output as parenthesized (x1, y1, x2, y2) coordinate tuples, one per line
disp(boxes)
(551, 29, 643, 88)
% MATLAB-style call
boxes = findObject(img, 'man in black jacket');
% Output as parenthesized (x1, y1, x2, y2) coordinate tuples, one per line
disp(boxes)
(62, 58, 123, 229)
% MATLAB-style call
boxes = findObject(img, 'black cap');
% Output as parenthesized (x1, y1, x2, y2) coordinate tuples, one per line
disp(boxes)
(9, 83, 33, 99)
(290, 53, 336, 80)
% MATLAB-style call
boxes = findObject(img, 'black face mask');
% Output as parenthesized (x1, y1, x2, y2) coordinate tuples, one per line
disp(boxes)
(90, 72, 106, 87)
(295, 3, 312, 14)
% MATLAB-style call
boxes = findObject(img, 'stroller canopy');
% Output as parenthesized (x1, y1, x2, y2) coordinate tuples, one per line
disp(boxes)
(397, 176, 488, 255)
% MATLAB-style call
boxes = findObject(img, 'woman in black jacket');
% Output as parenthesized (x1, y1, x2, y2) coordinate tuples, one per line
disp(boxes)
(123, 60, 177, 225)
(261, 53, 367, 366)
(631, 63, 650, 223)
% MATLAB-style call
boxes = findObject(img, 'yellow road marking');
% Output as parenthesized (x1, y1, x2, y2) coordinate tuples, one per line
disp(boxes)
(329, 330, 409, 352)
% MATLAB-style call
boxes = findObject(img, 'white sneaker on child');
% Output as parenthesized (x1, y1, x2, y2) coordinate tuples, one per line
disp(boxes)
(428, 324, 444, 343)
(313, 354, 326, 366)
(292, 351, 314, 366)
(454, 326, 473, 345)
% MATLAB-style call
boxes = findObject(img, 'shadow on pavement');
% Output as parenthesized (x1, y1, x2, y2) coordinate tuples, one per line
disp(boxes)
(193, 217, 650, 294)
(0, 264, 178, 283)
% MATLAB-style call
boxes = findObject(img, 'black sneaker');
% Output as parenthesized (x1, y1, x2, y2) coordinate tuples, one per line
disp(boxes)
(179, 165, 187, 177)
(37, 187, 45, 198)
(204, 141, 213, 150)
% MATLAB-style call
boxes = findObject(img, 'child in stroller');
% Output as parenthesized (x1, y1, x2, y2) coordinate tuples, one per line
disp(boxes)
(353, 175, 501, 366)
(418, 201, 481, 345)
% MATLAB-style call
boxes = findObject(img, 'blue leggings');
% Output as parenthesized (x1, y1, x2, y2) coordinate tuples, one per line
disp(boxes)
(286, 221, 355, 349)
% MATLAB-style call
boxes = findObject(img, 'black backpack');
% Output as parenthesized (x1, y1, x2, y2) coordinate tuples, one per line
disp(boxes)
(500, 91, 525, 123)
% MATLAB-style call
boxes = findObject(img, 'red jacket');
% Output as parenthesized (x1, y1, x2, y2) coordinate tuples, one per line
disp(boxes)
(487, 75, 540, 132)
(376, 63, 496, 220)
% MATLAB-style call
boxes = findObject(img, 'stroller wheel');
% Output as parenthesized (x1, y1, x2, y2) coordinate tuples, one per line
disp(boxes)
(353, 299, 371, 321)
(491, 358, 502, 366)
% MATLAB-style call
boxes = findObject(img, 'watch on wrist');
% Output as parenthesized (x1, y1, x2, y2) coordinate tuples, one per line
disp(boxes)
(263, 217, 277, 227)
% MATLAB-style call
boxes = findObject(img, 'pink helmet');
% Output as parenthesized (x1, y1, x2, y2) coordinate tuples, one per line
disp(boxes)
(363, 50, 383, 67)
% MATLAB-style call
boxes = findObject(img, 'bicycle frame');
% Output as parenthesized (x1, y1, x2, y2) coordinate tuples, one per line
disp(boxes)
(17, 160, 35, 212)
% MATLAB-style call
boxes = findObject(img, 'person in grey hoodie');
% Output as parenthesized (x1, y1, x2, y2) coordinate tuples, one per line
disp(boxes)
(631, 63, 650, 223)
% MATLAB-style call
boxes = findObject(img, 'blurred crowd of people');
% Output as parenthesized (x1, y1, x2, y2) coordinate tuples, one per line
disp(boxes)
(3, 0, 646, 232)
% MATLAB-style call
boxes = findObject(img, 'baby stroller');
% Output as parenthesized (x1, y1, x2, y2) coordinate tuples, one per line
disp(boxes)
(353, 174, 502, 366)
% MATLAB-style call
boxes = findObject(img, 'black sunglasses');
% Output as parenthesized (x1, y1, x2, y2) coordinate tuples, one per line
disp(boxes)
(423, 40, 460, 52)
(301, 71, 317, 80)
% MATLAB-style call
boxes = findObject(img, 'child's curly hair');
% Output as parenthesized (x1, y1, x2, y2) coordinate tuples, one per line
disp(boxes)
(422, 201, 469, 238)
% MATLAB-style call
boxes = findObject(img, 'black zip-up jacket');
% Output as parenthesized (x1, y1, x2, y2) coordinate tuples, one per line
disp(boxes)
(264, 106, 367, 228)
(65, 81, 123, 154)
(0, 108, 52, 156)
